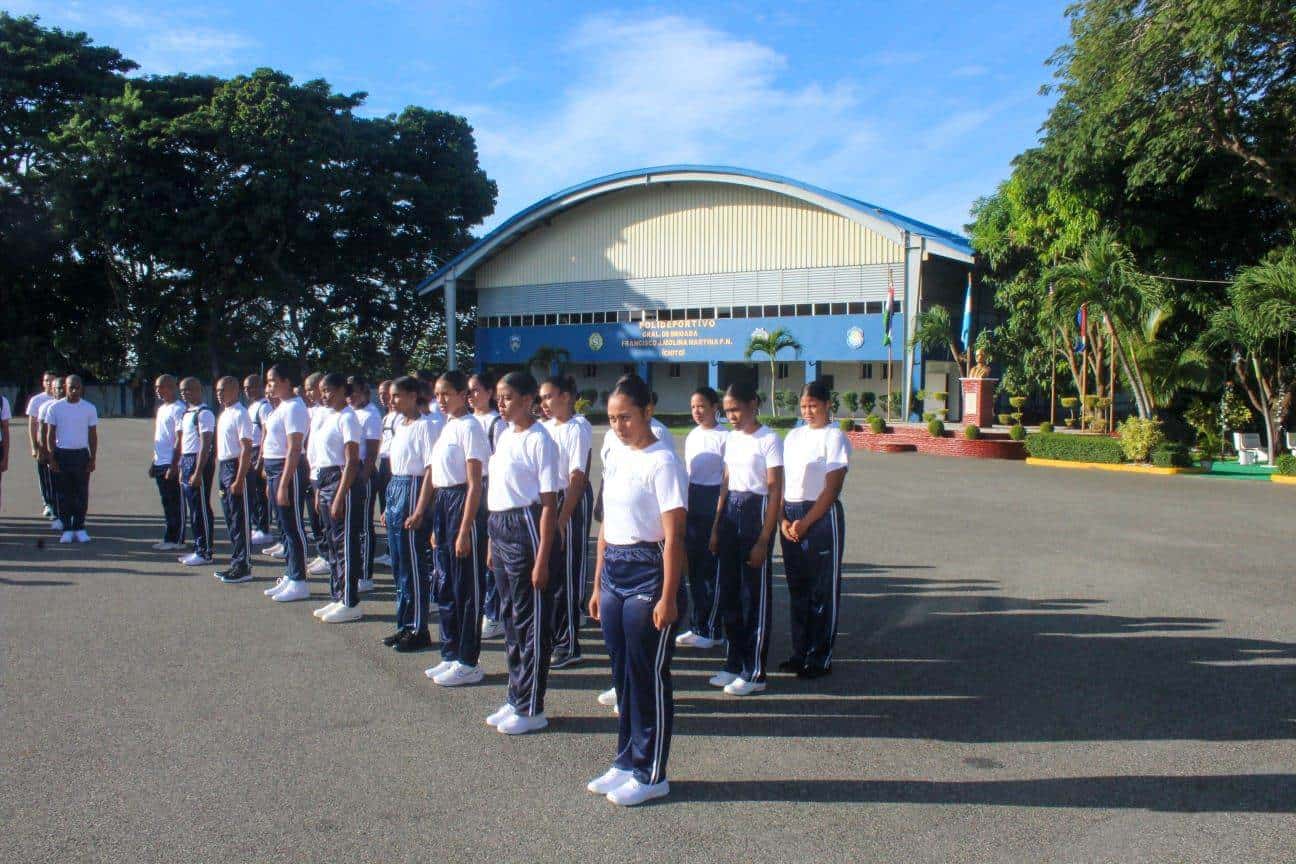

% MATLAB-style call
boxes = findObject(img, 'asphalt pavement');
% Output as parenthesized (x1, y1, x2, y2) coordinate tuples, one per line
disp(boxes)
(2, 418, 1293, 863)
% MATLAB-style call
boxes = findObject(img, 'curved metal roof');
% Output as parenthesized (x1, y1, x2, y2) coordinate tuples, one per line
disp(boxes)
(418, 164, 973, 295)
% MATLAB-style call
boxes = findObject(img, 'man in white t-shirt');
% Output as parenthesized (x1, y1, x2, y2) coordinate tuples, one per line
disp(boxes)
(242, 374, 274, 546)
(45, 375, 98, 543)
(214, 376, 255, 583)
(150, 374, 188, 550)
(173, 377, 216, 565)
(26, 371, 59, 519)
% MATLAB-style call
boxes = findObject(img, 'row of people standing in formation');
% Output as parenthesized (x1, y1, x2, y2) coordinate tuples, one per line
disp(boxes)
(20, 372, 99, 542)
(132, 364, 850, 806)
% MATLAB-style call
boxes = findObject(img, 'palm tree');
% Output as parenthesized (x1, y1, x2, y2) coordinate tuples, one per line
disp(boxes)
(526, 345, 571, 378)
(909, 304, 968, 377)
(744, 328, 803, 416)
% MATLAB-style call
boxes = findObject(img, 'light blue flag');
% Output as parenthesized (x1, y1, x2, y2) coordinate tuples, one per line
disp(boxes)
(960, 274, 973, 350)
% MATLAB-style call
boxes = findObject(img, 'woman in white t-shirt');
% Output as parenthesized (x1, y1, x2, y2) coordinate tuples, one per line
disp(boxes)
(676, 386, 727, 650)
(309, 373, 366, 623)
(468, 372, 508, 637)
(778, 380, 850, 679)
(261, 364, 312, 602)
(707, 380, 783, 696)
(586, 373, 687, 807)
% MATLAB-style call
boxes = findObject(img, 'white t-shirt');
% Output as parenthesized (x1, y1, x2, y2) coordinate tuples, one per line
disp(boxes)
(431, 413, 490, 488)
(388, 414, 440, 477)
(783, 425, 851, 503)
(723, 425, 784, 495)
(248, 398, 272, 448)
(0, 396, 9, 442)
(180, 404, 216, 455)
(216, 403, 254, 462)
(312, 406, 363, 475)
(601, 420, 674, 468)
(601, 439, 687, 545)
(378, 410, 397, 458)
(543, 417, 592, 492)
(352, 403, 383, 461)
(487, 421, 560, 512)
(153, 400, 187, 465)
(261, 398, 310, 460)
(25, 391, 52, 421)
(472, 411, 506, 476)
(38, 398, 58, 424)
(684, 425, 728, 486)
(46, 399, 98, 450)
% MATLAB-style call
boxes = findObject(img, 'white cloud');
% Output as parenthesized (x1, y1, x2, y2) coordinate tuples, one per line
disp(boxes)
(135, 26, 255, 73)
(951, 64, 989, 78)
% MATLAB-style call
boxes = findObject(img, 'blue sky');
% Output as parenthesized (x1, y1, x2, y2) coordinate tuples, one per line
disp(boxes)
(10, 0, 1071, 235)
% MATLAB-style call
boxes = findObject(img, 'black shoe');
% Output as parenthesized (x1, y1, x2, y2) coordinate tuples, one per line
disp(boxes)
(797, 664, 832, 679)
(394, 630, 433, 653)
(217, 569, 254, 584)
(777, 658, 805, 674)
(550, 653, 584, 670)
(382, 629, 410, 647)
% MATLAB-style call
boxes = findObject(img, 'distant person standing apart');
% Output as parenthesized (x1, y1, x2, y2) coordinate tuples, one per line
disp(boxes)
(261, 364, 312, 602)
(676, 386, 727, 649)
(25, 371, 58, 519)
(174, 377, 216, 567)
(213, 376, 255, 584)
(150, 374, 188, 551)
(484, 371, 560, 735)
(347, 375, 382, 593)
(586, 373, 688, 806)
(243, 374, 274, 548)
(468, 372, 507, 639)
(44, 375, 98, 543)
(310, 373, 366, 623)
(778, 381, 849, 679)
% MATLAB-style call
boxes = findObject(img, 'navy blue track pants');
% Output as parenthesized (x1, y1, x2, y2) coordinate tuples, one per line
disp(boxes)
(247, 447, 268, 533)
(218, 458, 251, 574)
(154, 465, 184, 545)
(685, 482, 723, 640)
(52, 448, 89, 531)
(317, 467, 363, 607)
(489, 504, 554, 717)
(386, 475, 431, 633)
(716, 490, 774, 683)
(38, 459, 56, 513)
(601, 543, 681, 785)
(551, 486, 591, 662)
(432, 484, 486, 666)
(180, 452, 215, 560)
(358, 472, 375, 583)
(264, 458, 308, 581)
(779, 500, 845, 672)
(481, 476, 500, 622)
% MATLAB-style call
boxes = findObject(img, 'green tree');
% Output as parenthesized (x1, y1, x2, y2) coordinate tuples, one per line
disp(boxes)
(908, 305, 969, 378)
(744, 328, 803, 416)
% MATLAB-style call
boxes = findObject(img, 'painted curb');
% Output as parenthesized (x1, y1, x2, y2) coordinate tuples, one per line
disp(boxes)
(1024, 458, 1206, 475)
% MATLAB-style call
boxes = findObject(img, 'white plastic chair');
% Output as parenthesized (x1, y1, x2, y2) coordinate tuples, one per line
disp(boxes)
(1232, 432, 1268, 465)
(1286, 430, 1295, 453)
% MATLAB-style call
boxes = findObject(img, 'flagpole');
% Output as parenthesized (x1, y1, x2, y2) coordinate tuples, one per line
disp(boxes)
(886, 342, 892, 420)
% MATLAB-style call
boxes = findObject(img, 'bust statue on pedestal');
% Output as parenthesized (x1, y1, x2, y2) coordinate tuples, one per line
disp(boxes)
(968, 348, 992, 379)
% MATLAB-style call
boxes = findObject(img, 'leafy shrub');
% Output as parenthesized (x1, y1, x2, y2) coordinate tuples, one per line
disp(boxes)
(651, 413, 694, 426)
(1118, 417, 1165, 463)
(867, 415, 885, 434)
(997, 413, 1013, 425)
(773, 389, 798, 415)
(927, 418, 945, 437)
(1009, 423, 1026, 441)
(1276, 453, 1296, 476)
(582, 411, 609, 425)
(578, 388, 599, 405)
(1008, 396, 1028, 410)
(1038, 421, 1053, 433)
(1025, 432, 1124, 463)
(885, 392, 904, 417)
(1060, 397, 1079, 409)
(758, 415, 799, 429)
(829, 390, 842, 415)
(859, 391, 877, 414)
(1151, 443, 1193, 468)
(932, 391, 947, 402)
(574, 398, 592, 414)
(922, 411, 936, 422)
(838, 418, 855, 433)
(963, 424, 981, 440)
(842, 391, 861, 414)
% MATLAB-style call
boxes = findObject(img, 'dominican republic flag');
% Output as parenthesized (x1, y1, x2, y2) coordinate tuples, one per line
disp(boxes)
(1075, 304, 1087, 353)
(960, 273, 973, 350)
(882, 269, 895, 347)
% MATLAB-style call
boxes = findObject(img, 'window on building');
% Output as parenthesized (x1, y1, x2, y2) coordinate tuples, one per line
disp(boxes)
(673, 308, 688, 321)
(847, 302, 865, 314)
(581, 312, 594, 324)
(687, 308, 700, 320)
(796, 304, 811, 316)
(701, 307, 715, 319)
(866, 301, 883, 314)
(764, 305, 779, 317)
(861, 363, 873, 379)
(892, 299, 902, 313)
(881, 364, 889, 380)
(814, 303, 830, 316)
(617, 310, 630, 322)
(583, 364, 597, 378)
(831, 303, 847, 315)
(668, 363, 682, 378)
(779, 304, 794, 316)
(747, 305, 762, 318)
(556, 313, 568, 325)
(730, 306, 746, 318)
(510, 315, 522, 327)
(777, 362, 790, 380)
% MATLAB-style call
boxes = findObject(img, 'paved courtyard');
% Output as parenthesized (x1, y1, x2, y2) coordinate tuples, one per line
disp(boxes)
(2, 419, 1293, 863)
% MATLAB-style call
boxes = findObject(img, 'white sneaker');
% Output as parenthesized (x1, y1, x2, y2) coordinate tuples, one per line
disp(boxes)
(313, 601, 341, 619)
(264, 575, 289, 596)
(59, 531, 74, 543)
(321, 604, 362, 623)
(262, 543, 286, 558)
(272, 580, 311, 602)
(424, 660, 454, 680)
(152, 541, 175, 551)
(357, 578, 375, 593)
(587, 767, 633, 795)
(75, 530, 91, 543)
(307, 556, 330, 575)
(597, 687, 618, 707)
(434, 662, 484, 687)
(52, 519, 65, 531)
(42, 506, 53, 519)
(709, 671, 739, 688)
(607, 778, 669, 806)
(179, 552, 212, 566)
(486, 703, 516, 727)
(374, 553, 392, 567)
(497, 712, 547, 735)
(481, 617, 505, 639)
(675, 631, 717, 648)
(250, 530, 274, 546)
(723, 677, 766, 696)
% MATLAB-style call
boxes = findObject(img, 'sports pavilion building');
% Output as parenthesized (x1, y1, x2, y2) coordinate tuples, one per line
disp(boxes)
(419, 166, 981, 417)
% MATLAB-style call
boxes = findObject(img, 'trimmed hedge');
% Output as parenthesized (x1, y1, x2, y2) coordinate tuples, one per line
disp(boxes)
(963, 424, 981, 440)
(1025, 431, 1124, 463)
(1277, 453, 1296, 476)
(838, 418, 855, 433)
(927, 418, 945, 437)
(867, 415, 886, 434)
(1151, 443, 1193, 468)
(1009, 423, 1026, 441)
(1038, 421, 1054, 434)
(758, 415, 800, 429)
